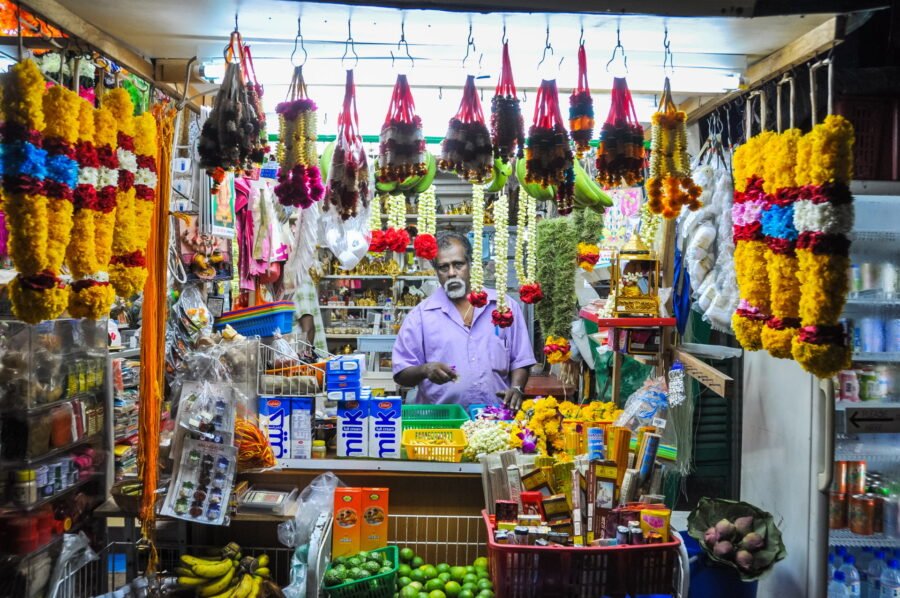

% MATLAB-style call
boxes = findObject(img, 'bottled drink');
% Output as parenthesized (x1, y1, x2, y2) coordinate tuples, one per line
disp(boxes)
(830, 554, 836, 584)
(885, 494, 900, 539)
(880, 559, 900, 598)
(830, 571, 849, 598)
(841, 555, 862, 597)
(868, 551, 887, 598)
(837, 546, 849, 569)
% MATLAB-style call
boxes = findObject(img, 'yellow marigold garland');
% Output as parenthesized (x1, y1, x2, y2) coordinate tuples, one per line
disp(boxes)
(133, 112, 159, 273)
(645, 89, 702, 218)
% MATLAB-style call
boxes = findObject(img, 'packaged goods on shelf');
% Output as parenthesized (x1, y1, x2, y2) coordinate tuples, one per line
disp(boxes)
(368, 397, 402, 459)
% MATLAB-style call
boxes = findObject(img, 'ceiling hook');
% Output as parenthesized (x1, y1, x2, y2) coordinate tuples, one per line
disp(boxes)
(290, 17, 308, 67)
(462, 23, 476, 69)
(439, 86, 443, 100)
(397, 20, 414, 68)
(234, 12, 239, 33)
(501, 23, 508, 45)
(176, 56, 197, 111)
(605, 24, 627, 74)
(538, 25, 553, 69)
(342, 18, 359, 69)
(579, 24, 584, 47)
(663, 24, 674, 75)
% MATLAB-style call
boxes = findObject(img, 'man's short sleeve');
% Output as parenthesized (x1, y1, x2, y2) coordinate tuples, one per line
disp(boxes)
(506, 297, 537, 371)
(392, 306, 426, 375)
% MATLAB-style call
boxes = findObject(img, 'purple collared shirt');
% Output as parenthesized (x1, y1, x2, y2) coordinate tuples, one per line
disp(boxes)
(392, 288, 536, 407)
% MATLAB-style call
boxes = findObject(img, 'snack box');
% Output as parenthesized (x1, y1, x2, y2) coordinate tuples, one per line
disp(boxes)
(290, 397, 314, 459)
(327, 354, 366, 374)
(360, 487, 389, 551)
(332, 487, 362, 558)
(258, 397, 290, 460)
(337, 400, 369, 458)
(368, 397, 402, 459)
(327, 370, 362, 390)
(327, 388, 361, 402)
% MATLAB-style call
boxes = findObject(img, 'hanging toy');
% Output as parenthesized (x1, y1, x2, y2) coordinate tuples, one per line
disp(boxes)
(440, 75, 493, 183)
(324, 70, 370, 220)
(378, 74, 427, 182)
(568, 44, 594, 159)
(491, 192, 513, 327)
(467, 185, 488, 307)
(526, 80, 575, 215)
(490, 41, 525, 163)
(274, 66, 324, 208)
(596, 77, 645, 188)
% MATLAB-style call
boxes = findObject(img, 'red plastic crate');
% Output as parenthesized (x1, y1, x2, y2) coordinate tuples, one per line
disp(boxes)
(836, 96, 900, 181)
(483, 510, 681, 598)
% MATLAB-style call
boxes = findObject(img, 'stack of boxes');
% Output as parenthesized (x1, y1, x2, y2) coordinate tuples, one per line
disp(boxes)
(332, 486, 390, 558)
(258, 396, 314, 463)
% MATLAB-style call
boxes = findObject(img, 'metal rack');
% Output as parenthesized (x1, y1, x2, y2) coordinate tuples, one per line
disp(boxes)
(256, 335, 331, 398)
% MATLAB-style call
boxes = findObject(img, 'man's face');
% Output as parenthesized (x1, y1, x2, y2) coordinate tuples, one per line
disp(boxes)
(434, 240, 470, 299)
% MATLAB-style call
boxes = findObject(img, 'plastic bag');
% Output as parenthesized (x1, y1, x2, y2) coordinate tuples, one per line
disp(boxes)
(440, 75, 492, 183)
(324, 70, 370, 220)
(174, 285, 213, 344)
(321, 197, 371, 271)
(614, 376, 669, 432)
(47, 532, 98, 598)
(378, 74, 427, 182)
(568, 44, 594, 158)
(490, 42, 525, 163)
(526, 79, 574, 214)
(278, 472, 342, 548)
(270, 329, 301, 370)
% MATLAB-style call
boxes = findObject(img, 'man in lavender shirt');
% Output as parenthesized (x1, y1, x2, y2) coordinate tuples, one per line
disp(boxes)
(392, 231, 536, 410)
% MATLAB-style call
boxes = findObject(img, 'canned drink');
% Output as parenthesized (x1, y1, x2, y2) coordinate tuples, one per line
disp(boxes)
(861, 262, 881, 291)
(882, 262, 899, 297)
(838, 371, 860, 402)
(829, 492, 848, 529)
(629, 526, 645, 545)
(885, 495, 900, 539)
(616, 525, 630, 545)
(860, 318, 885, 354)
(852, 321, 863, 353)
(833, 461, 848, 493)
(859, 369, 881, 402)
(870, 494, 885, 534)
(849, 494, 875, 536)
(847, 461, 867, 494)
(850, 264, 862, 294)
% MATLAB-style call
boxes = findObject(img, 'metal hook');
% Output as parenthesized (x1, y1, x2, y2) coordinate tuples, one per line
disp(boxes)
(176, 56, 197, 111)
(397, 21, 414, 68)
(234, 12, 239, 32)
(462, 23, 476, 69)
(341, 18, 359, 69)
(606, 24, 627, 73)
(775, 72, 795, 132)
(558, 56, 564, 71)
(438, 86, 443, 100)
(538, 25, 553, 68)
(809, 55, 833, 125)
(663, 25, 674, 75)
(290, 17, 307, 67)
(579, 24, 584, 47)
(501, 23, 508, 45)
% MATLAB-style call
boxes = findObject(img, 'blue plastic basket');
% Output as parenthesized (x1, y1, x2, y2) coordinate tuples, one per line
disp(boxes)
(214, 309, 294, 337)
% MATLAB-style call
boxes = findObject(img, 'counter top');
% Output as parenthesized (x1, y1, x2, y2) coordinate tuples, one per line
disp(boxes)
(273, 458, 481, 475)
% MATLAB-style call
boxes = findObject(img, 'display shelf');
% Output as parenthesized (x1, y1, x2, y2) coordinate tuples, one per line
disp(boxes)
(845, 296, 900, 307)
(579, 308, 676, 328)
(397, 275, 437, 281)
(2, 433, 103, 467)
(829, 529, 900, 548)
(850, 231, 900, 244)
(110, 347, 141, 359)
(835, 447, 900, 462)
(852, 352, 900, 363)
(275, 458, 481, 475)
(381, 214, 476, 222)
(322, 274, 395, 280)
(325, 334, 367, 339)
(2, 390, 102, 416)
(319, 305, 416, 310)
(836, 401, 898, 411)
(1, 471, 102, 514)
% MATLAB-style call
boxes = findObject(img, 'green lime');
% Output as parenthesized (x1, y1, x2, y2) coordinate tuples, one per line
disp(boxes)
(400, 548, 416, 563)
(425, 579, 444, 592)
(462, 582, 477, 592)
(458, 591, 475, 598)
(364, 561, 382, 574)
(410, 569, 426, 584)
(422, 565, 438, 580)
(428, 591, 447, 598)
(400, 587, 419, 598)
(412, 556, 425, 569)
(399, 564, 413, 577)
(463, 574, 478, 585)
(476, 579, 493, 591)
(438, 572, 451, 583)
(476, 570, 490, 580)
(472, 557, 488, 570)
(465, 566, 475, 574)
(399, 577, 412, 587)
(449, 566, 467, 582)
(436, 563, 451, 574)
(444, 581, 462, 596)
(476, 591, 494, 598)
(409, 581, 423, 591)
(418, 593, 429, 598)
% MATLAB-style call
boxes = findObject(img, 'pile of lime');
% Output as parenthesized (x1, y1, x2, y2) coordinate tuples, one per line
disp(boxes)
(395, 548, 494, 598)
(323, 550, 394, 589)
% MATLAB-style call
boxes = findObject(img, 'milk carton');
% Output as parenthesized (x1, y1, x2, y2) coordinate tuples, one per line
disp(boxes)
(290, 397, 314, 459)
(368, 396, 402, 459)
(337, 400, 369, 458)
(258, 397, 290, 461)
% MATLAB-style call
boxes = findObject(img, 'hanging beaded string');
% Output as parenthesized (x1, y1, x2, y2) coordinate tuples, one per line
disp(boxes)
(369, 191, 383, 232)
(667, 361, 686, 407)
(526, 193, 537, 284)
(387, 192, 406, 230)
(515, 192, 529, 287)
(418, 184, 436, 236)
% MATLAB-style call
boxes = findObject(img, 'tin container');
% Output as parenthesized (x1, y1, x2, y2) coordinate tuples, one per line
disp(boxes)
(833, 461, 849, 494)
(849, 494, 875, 536)
(838, 371, 860, 403)
(616, 525, 630, 545)
(847, 461, 867, 494)
(870, 494, 885, 534)
(829, 492, 848, 529)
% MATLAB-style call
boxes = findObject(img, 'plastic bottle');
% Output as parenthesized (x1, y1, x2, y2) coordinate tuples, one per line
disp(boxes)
(830, 571, 849, 598)
(836, 547, 848, 569)
(862, 547, 875, 573)
(830, 553, 837, 584)
(880, 559, 900, 598)
(841, 554, 862, 597)
(868, 550, 887, 598)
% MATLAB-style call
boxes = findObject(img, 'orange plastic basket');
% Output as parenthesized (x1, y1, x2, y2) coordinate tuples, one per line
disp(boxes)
(264, 361, 326, 387)
(401, 428, 467, 463)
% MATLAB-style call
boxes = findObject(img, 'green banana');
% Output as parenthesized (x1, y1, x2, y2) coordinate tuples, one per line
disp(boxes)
(174, 566, 196, 577)
(319, 141, 335, 181)
(484, 158, 512, 193)
(412, 152, 437, 194)
(198, 565, 236, 597)
(180, 555, 233, 579)
(573, 159, 613, 212)
(248, 576, 263, 598)
(232, 573, 254, 598)
(515, 157, 555, 201)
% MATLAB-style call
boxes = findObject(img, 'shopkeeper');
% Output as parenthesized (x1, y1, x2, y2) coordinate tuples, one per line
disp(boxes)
(392, 231, 536, 410)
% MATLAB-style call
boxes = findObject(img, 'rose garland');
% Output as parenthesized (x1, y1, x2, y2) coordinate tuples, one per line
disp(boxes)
(274, 69, 324, 208)
(93, 106, 120, 285)
(413, 184, 438, 260)
(132, 112, 158, 285)
(759, 130, 802, 358)
(791, 115, 855, 378)
(467, 184, 488, 307)
(515, 191, 543, 304)
(385, 192, 410, 253)
(491, 192, 513, 327)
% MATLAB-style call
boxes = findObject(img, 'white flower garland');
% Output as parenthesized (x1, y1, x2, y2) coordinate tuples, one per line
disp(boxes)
(418, 184, 437, 236)
(387, 192, 406, 230)
(134, 168, 158, 188)
(117, 147, 137, 174)
(98, 166, 119, 189)
(526, 192, 537, 283)
(471, 184, 485, 292)
(78, 166, 99, 187)
(370, 192, 384, 231)
(793, 201, 854, 236)
(494, 192, 509, 313)
(515, 191, 529, 286)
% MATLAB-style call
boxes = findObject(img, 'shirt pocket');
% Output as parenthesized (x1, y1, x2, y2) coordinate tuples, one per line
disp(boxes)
(488, 334, 510, 376)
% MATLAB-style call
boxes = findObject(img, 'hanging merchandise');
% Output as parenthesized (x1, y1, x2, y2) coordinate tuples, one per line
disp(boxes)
(440, 75, 493, 183)
(324, 70, 370, 220)
(646, 78, 702, 218)
(526, 79, 575, 215)
(515, 191, 543, 304)
(568, 44, 594, 158)
(467, 185, 488, 307)
(535, 217, 578, 362)
(574, 208, 602, 272)
(274, 66, 324, 208)
(792, 115, 855, 378)
(490, 41, 525, 163)
(413, 184, 438, 260)
(384, 192, 410, 253)
(596, 77, 645, 188)
(491, 192, 513, 327)
(368, 192, 385, 252)
(241, 45, 269, 166)
(378, 74, 427, 183)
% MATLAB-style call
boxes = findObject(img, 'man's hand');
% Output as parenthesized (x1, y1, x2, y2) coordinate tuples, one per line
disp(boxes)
(423, 362, 457, 384)
(497, 386, 524, 412)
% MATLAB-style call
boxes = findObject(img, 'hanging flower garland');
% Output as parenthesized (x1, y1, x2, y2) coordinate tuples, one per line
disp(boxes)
(791, 115, 855, 378)
(93, 106, 120, 285)
(274, 67, 324, 208)
(491, 192, 513, 327)
(413, 184, 438, 260)
(516, 191, 543, 303)
(596, 77, 645, 188)
(573, 206, 602, 271)
(646, 78, 702, 218)
(467, 184, 488, 307)
(440, 75, 493, 183)
(384, 192, 410, 253)
(1, 59, 55, 324)
(378, 74, 427, 182)
(368, 192, 385, 252)
(132, 112, 158, 282)
(576, 243, 600, 271)
(535, 217, 578, 362)
(568, 44, 594, 159)
(759, 129, 802, 359)
(490, 41, 525, 163)
(526, 79, 575, 214)
(324, 70, 369, 219)
(731, 131, 776, 351)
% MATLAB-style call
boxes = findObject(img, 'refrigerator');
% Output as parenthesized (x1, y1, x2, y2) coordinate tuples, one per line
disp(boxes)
(740, 182, 900, 597)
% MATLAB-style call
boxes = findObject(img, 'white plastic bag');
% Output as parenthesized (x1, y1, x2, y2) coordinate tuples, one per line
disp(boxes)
(320, 201, 372, 271)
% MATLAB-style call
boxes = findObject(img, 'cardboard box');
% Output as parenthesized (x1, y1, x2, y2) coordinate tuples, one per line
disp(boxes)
(290, 397, 314, 459)
(337, 400, 369, 458)
(360, 487, 389, 551)
(327, 370, 362, 384)
(327, 354, 366, 374)
(368, 397, 402, 459)
(258, 397, 290, 460)
(333, 487, 362, 557)
(328, 388, 361, 402)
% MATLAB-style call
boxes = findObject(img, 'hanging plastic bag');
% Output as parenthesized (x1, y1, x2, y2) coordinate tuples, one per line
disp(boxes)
(490, 42, 525, 163)
(614, 376, 669, 431)
(568, 44, 594, 158)
(321, 192, 371, 271)
(378, 74, 427, 182)
(279, 472, 342, 548)
(597, 77, 645, 188)
(526, 80, 575, 214)
(324, 70, 370, 220)
(47, 532, 98, 598)
(274, 66, 325, 208)
(440, 75, 493, 183)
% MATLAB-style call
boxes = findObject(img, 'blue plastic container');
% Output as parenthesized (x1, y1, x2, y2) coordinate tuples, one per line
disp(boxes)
(213, 309, 294, 337)
(682, 532, 758, 598)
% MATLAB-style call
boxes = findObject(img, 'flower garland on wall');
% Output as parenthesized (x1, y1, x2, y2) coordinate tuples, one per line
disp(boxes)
(274, 68, 324, 208)
(535, 216, 578, 363)
(791, 115, 855, 378)
(515, 191, 543, 304)
(93, 106, 120, 289)
(759, 129, 802, 358)
(413, 184, 438, 260)
(491, 192, 513, 327)
(467, 184, 488, 307)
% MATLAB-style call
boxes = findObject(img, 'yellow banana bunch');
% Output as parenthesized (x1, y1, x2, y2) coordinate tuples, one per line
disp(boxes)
(179, 555, 234, 579)
(176, 547, 279, 598)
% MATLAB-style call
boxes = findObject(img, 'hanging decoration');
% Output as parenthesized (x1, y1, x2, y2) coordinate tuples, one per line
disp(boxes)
(324, 70, 370, 219)
(596, 77, 645, 188)
(241, 44, 269, 166)
(568, 44, 594, 158)
(368, 192, 385, 252)
(132, 112, 158, 283)
(491, 192, 513, 327)
(535, 217, 578, 362)
(413, 184, 438, 260)
(93, 106, 120, 285)
(526, 79, 575, 215)
(274, 66, 324, 208)
(378, 74, 427, 182)
(574, 207, 602, 272)
(515, 190, 542, 304)
(791, 115, 855, 378)
(467, 185, 488, 307)
(646, 78, 702, 218)
(385, 192, 410, 253)
(490, 41, 525, 163)
(440, 75, 493, 183)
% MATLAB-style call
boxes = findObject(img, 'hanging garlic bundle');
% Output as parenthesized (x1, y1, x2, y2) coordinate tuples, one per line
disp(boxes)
(274, 66, 324, 208)
(413, 184, 438, 260)
(467, 185, 488, 307)
(491, 192, 513, 327)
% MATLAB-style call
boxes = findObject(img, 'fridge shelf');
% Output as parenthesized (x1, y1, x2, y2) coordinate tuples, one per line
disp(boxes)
(852, 352, 900, 364)
(829, 529, 900, 548)
(835, 448, 900, 462)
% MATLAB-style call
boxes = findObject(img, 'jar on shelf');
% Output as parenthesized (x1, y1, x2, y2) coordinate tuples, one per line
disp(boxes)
(312, 440, 327, 459)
